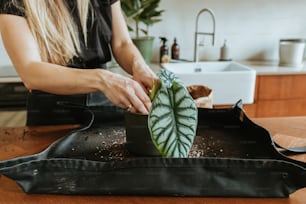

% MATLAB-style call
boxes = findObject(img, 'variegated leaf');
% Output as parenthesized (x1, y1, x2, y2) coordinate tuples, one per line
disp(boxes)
(148, 69, 198, 157)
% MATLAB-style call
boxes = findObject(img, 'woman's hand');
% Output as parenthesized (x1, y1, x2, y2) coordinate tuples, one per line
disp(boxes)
(131, 59, 160, 96)
(99, 70, 152, 114)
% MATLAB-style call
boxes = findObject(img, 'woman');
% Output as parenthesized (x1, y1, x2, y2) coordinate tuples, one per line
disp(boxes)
(0, 0, 158, 125)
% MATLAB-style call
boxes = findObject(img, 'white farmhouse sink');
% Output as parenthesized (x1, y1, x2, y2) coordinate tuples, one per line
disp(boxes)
(162, 61, 256, 105)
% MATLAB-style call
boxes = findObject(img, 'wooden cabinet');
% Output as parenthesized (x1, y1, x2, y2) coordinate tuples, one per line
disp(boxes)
(244, 74, 306, 117)
(216, 74, 306, 117)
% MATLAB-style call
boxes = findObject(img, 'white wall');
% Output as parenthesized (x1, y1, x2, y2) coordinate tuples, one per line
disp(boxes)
(149, 0, 306, 62)
(1, 0, 306, 66)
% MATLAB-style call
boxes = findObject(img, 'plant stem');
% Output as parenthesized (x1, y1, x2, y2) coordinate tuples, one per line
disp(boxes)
(136, 20, 139, 38)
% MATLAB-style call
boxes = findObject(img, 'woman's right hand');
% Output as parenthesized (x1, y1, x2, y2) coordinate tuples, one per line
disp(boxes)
(98, 70, 152, 114)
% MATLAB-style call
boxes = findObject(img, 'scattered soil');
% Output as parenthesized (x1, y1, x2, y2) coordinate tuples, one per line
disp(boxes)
(3, 125, 252, 162)
(65, 126, 231, 162)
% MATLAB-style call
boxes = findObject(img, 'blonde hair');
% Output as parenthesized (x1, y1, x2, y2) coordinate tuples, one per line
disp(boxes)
(14, 0, 93, 65)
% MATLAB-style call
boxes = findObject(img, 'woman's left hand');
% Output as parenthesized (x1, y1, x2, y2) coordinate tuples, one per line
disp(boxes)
(131, 60, 160, 97)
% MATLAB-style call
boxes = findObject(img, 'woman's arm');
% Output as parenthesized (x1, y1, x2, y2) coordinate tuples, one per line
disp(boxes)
(110, 1, 158, 96)
(0, 14, 101, 94)
(0, 14, 150, 113)
(110, 1, 146, 74)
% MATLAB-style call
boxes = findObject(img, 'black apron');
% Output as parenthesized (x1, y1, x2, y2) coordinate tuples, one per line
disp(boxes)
(1, 101, 305, 197)
(26, 90, 125, 126)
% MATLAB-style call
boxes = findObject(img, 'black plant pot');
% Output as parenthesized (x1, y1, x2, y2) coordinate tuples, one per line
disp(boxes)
(125, 112, 160, 156)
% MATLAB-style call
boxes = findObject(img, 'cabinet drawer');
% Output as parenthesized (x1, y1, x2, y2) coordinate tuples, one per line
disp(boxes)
(256, 99, 306, 117)
(257, 75, 306, 100)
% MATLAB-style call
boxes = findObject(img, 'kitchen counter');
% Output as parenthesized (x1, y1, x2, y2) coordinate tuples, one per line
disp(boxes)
(0, 117, 305, 204)
(0, 65, 21, 83)
(240, 60, 306, 75)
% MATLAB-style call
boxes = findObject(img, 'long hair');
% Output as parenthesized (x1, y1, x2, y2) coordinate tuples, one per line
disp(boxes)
(13, 0, 93, 65)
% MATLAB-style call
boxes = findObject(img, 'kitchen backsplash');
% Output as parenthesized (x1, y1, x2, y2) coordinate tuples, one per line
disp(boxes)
(1, 0, 306, 66)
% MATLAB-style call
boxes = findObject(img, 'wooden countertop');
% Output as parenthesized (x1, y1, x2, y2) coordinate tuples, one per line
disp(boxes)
(0, 117, 305, 204)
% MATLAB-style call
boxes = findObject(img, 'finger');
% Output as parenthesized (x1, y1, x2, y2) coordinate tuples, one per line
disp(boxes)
(127, 105, 137, 113)
(133, 72, 159, 93)
(130, 94, 149, 114)
(126, 104, 132, 112)
(116, 94, 133, 111)
(140, 93, 152, 113)
(132, 75, 149, 95)
(127, 85, 149, 114)
(133, 83, 152, 113)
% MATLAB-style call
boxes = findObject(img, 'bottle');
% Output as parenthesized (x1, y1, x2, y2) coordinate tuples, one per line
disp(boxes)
(220, 39, 231, 61)
(171, 38, 180, 60)
(159, 37, 170, 63)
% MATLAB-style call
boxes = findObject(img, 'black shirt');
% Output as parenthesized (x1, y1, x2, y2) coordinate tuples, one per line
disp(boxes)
(0, 0, 122, 126)
(0, 0, 119, 68)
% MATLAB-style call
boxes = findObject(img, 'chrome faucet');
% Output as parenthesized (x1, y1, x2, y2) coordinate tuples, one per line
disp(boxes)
(194, 8, 216, 62)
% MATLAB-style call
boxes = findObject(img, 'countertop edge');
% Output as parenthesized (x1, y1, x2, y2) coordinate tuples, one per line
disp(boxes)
(238, 60, 306, 75)
(2, 61, 306, 84)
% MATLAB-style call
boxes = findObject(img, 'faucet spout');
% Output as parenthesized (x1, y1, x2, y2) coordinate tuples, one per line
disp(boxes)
(194, 8, 216, 62)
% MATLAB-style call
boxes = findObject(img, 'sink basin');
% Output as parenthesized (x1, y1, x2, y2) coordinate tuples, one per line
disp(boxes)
(162, 61, 256, 105)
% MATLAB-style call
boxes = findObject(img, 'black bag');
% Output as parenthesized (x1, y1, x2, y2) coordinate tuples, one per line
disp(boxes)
(0, 101, 305, 197)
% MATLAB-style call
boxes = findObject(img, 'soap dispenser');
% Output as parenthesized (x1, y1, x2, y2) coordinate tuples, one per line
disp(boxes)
(220, 39, 232, 61)
(171, 38, 180, 60)
(159, 37, 170, 63)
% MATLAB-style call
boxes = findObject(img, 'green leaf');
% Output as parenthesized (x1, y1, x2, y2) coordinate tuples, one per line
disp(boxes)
(140, 28, 148, 36)
(121, 0, 164, 36)
(149, 80, 161, 101)
(127, 24, 133, 32)
(148, 69, 198, 158)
